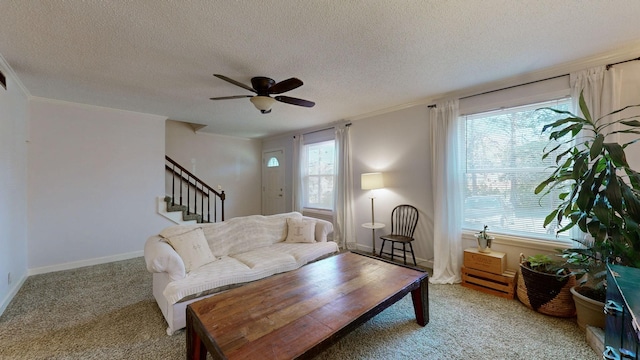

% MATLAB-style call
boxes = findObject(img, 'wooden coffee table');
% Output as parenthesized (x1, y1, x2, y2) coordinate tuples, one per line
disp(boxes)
(186, 251, 429, 360)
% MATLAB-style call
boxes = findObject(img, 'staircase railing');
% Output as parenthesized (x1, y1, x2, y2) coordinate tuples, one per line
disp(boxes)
(165, 155, 225, 222)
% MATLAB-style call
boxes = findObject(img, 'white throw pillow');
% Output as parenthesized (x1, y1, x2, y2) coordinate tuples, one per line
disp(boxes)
(164, 228, 216, 272)
(285, 218, 316, 243)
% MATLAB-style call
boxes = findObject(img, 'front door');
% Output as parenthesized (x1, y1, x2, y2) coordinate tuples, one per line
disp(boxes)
(262, 149, 285, 215)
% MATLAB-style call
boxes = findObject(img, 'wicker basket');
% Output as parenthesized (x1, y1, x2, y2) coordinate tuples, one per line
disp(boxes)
(517, 256, 576, 317)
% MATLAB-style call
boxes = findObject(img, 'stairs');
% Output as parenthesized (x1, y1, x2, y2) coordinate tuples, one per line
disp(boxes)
(164, 196, 204, 223)
(164, 155, 225, 224)
(157, 196, 209, 225)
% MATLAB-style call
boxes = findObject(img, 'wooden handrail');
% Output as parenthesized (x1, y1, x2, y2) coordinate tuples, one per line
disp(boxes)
(165, 156, 225, 200)
(165, 155, 225, 222)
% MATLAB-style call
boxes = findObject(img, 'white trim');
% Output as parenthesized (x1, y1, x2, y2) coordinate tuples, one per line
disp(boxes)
(461, 230, 571, 252)
(260, 120, 348, 142)
(0, 52, 31, 96)
(348, 43, 640, 122)
(156, 196, 198, 225)
(194, 126, 258, 141)
(29, 96, 168, 121)
(0, 273, 28, 317)
(354, 243, 432, 269)
(459, 78, 571, 116)
(302, 208, 334, 223)
(28, 250, 144, 276)
(2, 250, 145, 315)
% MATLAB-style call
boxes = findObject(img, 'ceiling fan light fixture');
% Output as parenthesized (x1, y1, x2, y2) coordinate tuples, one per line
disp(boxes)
(250, 96, 276, 113)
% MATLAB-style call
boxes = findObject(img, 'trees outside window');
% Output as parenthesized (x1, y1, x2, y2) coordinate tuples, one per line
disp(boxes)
(462, 98, 572, 240)
(303, 140, 335, 210)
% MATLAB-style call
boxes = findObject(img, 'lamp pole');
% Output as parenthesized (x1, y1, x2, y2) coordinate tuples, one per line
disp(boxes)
(361, 172, 385, 256)
(370, 196, 376, 254)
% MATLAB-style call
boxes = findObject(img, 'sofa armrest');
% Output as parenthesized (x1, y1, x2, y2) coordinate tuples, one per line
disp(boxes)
(144, 235, 186, 281)
(303, 216, 333, 242)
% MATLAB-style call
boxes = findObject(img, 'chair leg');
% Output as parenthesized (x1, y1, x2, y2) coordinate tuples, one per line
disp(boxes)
(379, 240, 386, 257)
(390, 242, 395, 261)
(408, 242, 417, 266)
(402, 243, 407, 265)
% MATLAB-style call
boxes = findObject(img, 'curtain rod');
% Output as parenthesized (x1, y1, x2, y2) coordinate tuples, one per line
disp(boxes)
(426, 73, 568, 108)
(606, 56, 640, 70)
(459, 73, 568, 101)
(293, 122, 351, 138)
(428, 55, 640, 107)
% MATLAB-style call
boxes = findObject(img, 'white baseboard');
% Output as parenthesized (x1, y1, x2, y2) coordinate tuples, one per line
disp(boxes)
(28, 250, 144, 276)
(1, 251, 144, 317)
(0, 273, 28, 317)
(353, 243, 432, 269)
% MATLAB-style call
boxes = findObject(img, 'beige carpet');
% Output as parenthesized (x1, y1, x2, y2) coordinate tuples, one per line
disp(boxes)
(0, 257, 598, 359)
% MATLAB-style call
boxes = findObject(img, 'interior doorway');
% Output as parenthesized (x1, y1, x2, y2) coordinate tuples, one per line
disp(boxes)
(262, 149, 285, 215)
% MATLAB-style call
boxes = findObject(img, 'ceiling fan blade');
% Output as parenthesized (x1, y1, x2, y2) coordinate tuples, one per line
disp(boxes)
(209, 95, 253, 100)
(275, 95, 315, 108)
(268, 78, 303, 94)
(213, 74, 256, 93)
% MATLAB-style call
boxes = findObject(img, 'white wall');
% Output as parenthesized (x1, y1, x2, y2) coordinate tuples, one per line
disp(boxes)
(165, 120, 262, 218)
(0, 62, 29, 314)
(263, 61, 640, 271)
(27, 98, 171, 272)
(261, 108, 436, 265)
(350, 105, 434, 263)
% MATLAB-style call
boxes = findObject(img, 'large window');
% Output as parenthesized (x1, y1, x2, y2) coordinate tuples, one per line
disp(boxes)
(302, 139, 335, 210)
(462, 98, 572, 241)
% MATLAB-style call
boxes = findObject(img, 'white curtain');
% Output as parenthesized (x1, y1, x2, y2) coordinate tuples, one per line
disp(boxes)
(428, 99, 463, 284)
(292, 134, 304, 212)
(569, 66, 621, 242)
(333, 124, 355, 249)
(570, 66, 621, 139)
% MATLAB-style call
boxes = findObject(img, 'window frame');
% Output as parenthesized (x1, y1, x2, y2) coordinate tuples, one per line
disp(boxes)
(301, 137, 336, 212)
(460, 97, 575, 245)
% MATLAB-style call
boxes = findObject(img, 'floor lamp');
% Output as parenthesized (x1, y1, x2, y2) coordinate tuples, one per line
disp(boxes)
(361, 172, 384, 255)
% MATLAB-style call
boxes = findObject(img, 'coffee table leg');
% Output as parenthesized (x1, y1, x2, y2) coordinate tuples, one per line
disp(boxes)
(410, 276, 429, 326)
(186, 309, 207, 360)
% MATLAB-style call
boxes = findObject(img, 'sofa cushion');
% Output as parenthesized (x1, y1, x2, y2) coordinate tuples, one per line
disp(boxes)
(159, 223, 202, 239)
(285, 218, 316, 243)
(231, 248, 297, 269)
(162, 242, 338, 305)
(201, 212, 303, 256)
(269, 242, 339, 266)
(164, 228, 216, 273)
(163, 256, 252, 304)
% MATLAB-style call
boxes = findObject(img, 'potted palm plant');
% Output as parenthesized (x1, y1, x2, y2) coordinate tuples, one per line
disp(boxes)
(535, 91, 640, 329)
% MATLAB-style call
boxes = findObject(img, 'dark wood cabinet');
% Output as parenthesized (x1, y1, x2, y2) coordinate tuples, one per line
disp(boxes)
(604, 264, 640, 360)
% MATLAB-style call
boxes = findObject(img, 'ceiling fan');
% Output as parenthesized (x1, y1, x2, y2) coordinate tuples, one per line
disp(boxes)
(210, 74, 315, 114)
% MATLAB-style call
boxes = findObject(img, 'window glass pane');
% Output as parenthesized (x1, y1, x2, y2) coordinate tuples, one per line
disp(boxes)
(267, 157, 279, 167)
(303, 140, 335, 210)
(463, 98, 572, 240)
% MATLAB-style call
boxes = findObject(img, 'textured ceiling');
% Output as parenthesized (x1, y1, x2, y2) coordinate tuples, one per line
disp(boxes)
(2, 1, 640, 138)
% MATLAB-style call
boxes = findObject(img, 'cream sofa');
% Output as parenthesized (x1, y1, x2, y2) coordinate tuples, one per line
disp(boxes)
(144, 211, 338, 335)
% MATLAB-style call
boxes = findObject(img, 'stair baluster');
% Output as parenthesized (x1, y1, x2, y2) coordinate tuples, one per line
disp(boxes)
(165, 156, 225, 223)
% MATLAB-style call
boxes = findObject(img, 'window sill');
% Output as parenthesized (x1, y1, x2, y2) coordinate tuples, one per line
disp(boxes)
(302, 207, 333, 215)
(461, 229, 572, 252)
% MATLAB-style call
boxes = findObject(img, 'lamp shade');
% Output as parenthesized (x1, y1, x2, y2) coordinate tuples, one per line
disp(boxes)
(361, 172, 384, 190)
(250, 96, 276, 112)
